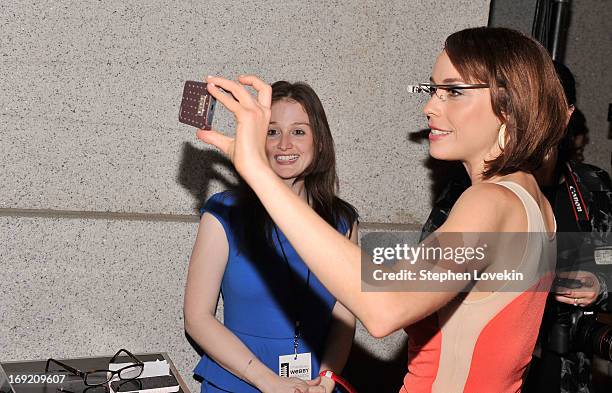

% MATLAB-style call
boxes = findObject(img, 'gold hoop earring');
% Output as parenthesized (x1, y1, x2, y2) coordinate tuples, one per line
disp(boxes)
(498, 124, 507, 150)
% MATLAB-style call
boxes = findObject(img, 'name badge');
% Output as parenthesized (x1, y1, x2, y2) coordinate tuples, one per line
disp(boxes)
(278, 352, 312, 380)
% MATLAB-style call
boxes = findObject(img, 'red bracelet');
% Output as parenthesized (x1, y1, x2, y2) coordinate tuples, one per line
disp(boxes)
(319, 370, 358, 393)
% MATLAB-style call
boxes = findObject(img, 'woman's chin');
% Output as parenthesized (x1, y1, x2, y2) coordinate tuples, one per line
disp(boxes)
(428, 146, 457, 161)
(271, 168, 301, 181)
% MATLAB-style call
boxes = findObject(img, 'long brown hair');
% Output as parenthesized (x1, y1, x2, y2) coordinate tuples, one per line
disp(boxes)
(444, 27, 568, 179)
(234, 81, 358, 255)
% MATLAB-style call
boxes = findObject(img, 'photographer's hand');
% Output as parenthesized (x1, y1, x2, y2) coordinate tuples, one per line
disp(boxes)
(554, 270, 601, 307)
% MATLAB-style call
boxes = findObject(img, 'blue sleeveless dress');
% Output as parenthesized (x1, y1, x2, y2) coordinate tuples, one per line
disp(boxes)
(194, 191, 349, 392)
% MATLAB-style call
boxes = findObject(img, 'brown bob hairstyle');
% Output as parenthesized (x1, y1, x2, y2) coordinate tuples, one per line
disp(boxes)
(444, 27, 569, 179)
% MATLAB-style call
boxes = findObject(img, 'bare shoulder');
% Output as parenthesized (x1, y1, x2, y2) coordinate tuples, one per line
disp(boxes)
(453, 182, 521, 213)
(440, 182, 524, 232)
(192, 212, 230, 257)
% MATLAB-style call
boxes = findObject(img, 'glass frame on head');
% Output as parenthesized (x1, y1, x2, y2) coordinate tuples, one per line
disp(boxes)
(408, 83, 490, 102)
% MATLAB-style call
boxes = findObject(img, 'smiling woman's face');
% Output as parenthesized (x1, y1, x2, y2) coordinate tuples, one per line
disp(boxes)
(265, 99, 315, 181)
(423, 51, 501, 165)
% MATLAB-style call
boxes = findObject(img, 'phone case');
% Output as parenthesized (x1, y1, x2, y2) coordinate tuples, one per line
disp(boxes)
(178, 81, 216, 130)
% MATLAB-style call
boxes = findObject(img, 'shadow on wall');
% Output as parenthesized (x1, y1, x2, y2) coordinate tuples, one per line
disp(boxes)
(408, 128, 469, 205)
(177, 142, 239, 213)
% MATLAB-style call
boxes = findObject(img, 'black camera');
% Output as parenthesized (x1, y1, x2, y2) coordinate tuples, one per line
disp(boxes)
(572, 310, 612, 361)
(547, 303, 612, 361)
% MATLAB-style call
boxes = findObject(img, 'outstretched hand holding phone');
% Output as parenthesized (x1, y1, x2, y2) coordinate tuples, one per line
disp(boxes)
(195, 75, 274, 183)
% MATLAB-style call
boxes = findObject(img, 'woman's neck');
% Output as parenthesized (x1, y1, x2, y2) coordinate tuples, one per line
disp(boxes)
(463, 160, 485, 185)
(462, 161, 515, 185)
(282, 178, 308, 201)
(462, 145, 506, 185)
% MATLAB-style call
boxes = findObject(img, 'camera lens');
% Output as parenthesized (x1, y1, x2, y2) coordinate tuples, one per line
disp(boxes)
(594, 324, 612, 361)
(574, 315, 612, 361)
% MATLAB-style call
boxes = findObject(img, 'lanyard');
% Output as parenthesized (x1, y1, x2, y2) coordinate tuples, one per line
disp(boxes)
(563, 162, 590, 225)
(273, 225, 311, 358)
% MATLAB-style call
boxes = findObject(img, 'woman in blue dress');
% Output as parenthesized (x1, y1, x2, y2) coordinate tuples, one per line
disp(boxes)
(184, 81, 359, 393)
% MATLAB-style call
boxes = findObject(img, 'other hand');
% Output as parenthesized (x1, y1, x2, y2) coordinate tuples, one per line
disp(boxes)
(553, 270, 601, 307)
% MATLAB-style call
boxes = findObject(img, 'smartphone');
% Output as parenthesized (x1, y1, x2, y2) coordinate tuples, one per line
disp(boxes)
(178, 81, 216, 130)
(110, 376, 179, 393)
(554, 277, 584, 289)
